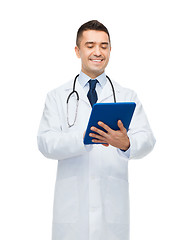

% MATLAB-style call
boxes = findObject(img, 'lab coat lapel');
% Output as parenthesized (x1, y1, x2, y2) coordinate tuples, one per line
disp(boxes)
(97, 80, 112, 103)
(75, 81, 91, 106)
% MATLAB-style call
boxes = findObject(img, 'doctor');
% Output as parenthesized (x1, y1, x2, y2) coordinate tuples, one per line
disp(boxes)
(37, 20, 156, 240)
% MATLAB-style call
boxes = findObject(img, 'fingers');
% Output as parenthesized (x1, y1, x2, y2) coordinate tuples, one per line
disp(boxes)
(102, 143, 109, 147)
(90, 125, 108, 137)
(92, 139, 108, 143)
(89, 132, 106, 141)
(90, 123, 109, 144)
(97, 121, 112, 133)
(92, 121, 126, 134)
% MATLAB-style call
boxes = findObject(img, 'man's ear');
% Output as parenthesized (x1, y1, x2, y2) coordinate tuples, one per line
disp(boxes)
(75, 46, 80, 58)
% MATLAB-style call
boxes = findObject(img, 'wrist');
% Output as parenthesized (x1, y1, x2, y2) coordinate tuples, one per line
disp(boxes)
(120, 138, 130, 151)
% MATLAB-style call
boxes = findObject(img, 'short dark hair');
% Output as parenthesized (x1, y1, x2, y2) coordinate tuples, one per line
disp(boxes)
(76, 20, 111, 48)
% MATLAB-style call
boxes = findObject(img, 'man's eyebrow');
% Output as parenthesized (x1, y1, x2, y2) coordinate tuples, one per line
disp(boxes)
(85, 41, 109, 45)
(85, 42, 95, 45)
(101, 42, 109, 45)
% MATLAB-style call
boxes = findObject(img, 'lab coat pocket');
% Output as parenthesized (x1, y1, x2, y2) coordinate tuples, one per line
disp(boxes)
(104, 176, 129, 224)
(53, 176, 79, 223)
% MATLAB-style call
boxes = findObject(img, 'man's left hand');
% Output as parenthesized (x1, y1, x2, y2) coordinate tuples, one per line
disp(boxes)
(89, 120, 130, 151)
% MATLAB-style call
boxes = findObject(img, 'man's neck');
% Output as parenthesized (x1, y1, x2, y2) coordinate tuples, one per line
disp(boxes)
(81, 69, 105, 79)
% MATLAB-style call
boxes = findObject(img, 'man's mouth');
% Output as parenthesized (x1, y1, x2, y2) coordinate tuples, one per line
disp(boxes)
(90, 59, 104, 62)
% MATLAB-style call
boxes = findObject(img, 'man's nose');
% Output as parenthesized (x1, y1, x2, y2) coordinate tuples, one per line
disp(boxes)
(93, 46, 101, 56)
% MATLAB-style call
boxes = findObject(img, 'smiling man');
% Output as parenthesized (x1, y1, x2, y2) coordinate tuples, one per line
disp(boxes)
(37, 20, 156, 240)
(75, 29, 111, 78)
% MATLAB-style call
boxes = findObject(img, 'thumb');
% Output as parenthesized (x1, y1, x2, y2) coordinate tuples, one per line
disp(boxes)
(118, 120, 127, 133)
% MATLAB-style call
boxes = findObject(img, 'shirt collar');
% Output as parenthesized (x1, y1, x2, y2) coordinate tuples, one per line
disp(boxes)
(78, 71, 107, 88)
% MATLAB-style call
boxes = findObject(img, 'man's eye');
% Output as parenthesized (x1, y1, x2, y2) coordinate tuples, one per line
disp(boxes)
(101, 45, 108, 49)
(88, 46, 93, 48)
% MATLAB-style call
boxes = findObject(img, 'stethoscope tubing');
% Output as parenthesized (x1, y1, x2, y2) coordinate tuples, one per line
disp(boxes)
(67, 74, 116, 104)
(66, 74, 116, 127)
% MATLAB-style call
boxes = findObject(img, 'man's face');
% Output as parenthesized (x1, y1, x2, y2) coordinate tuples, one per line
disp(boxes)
(75, 30, 111, 79)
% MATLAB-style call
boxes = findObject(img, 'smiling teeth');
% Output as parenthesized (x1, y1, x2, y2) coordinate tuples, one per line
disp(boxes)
(92, 60, 102, 62)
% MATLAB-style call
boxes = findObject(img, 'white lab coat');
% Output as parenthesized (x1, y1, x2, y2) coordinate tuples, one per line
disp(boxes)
(37, 77, 156, 240)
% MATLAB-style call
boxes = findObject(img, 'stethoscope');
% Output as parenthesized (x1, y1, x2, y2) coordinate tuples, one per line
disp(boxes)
(66, 74, 116, 127)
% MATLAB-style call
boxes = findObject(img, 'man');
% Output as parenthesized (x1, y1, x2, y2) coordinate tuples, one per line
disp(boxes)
(37, 20, 156, 240)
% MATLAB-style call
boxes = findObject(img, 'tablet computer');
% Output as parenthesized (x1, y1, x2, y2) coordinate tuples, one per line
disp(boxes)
(84, 102, 136, 145)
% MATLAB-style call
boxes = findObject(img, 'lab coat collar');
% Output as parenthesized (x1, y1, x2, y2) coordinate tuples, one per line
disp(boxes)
(64, 75, 121, 106)
(78, 71, 107, 89)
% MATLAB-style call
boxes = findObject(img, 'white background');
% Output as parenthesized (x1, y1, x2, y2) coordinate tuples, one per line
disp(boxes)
(0, 0, 188, 239)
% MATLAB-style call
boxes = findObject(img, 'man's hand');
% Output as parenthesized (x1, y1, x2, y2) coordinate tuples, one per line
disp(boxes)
(89, 120, 130, 151)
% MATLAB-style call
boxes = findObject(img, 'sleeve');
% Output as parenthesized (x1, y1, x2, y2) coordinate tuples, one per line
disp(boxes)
(37, 91, 92, 160)
(117, 91, 156, 159)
